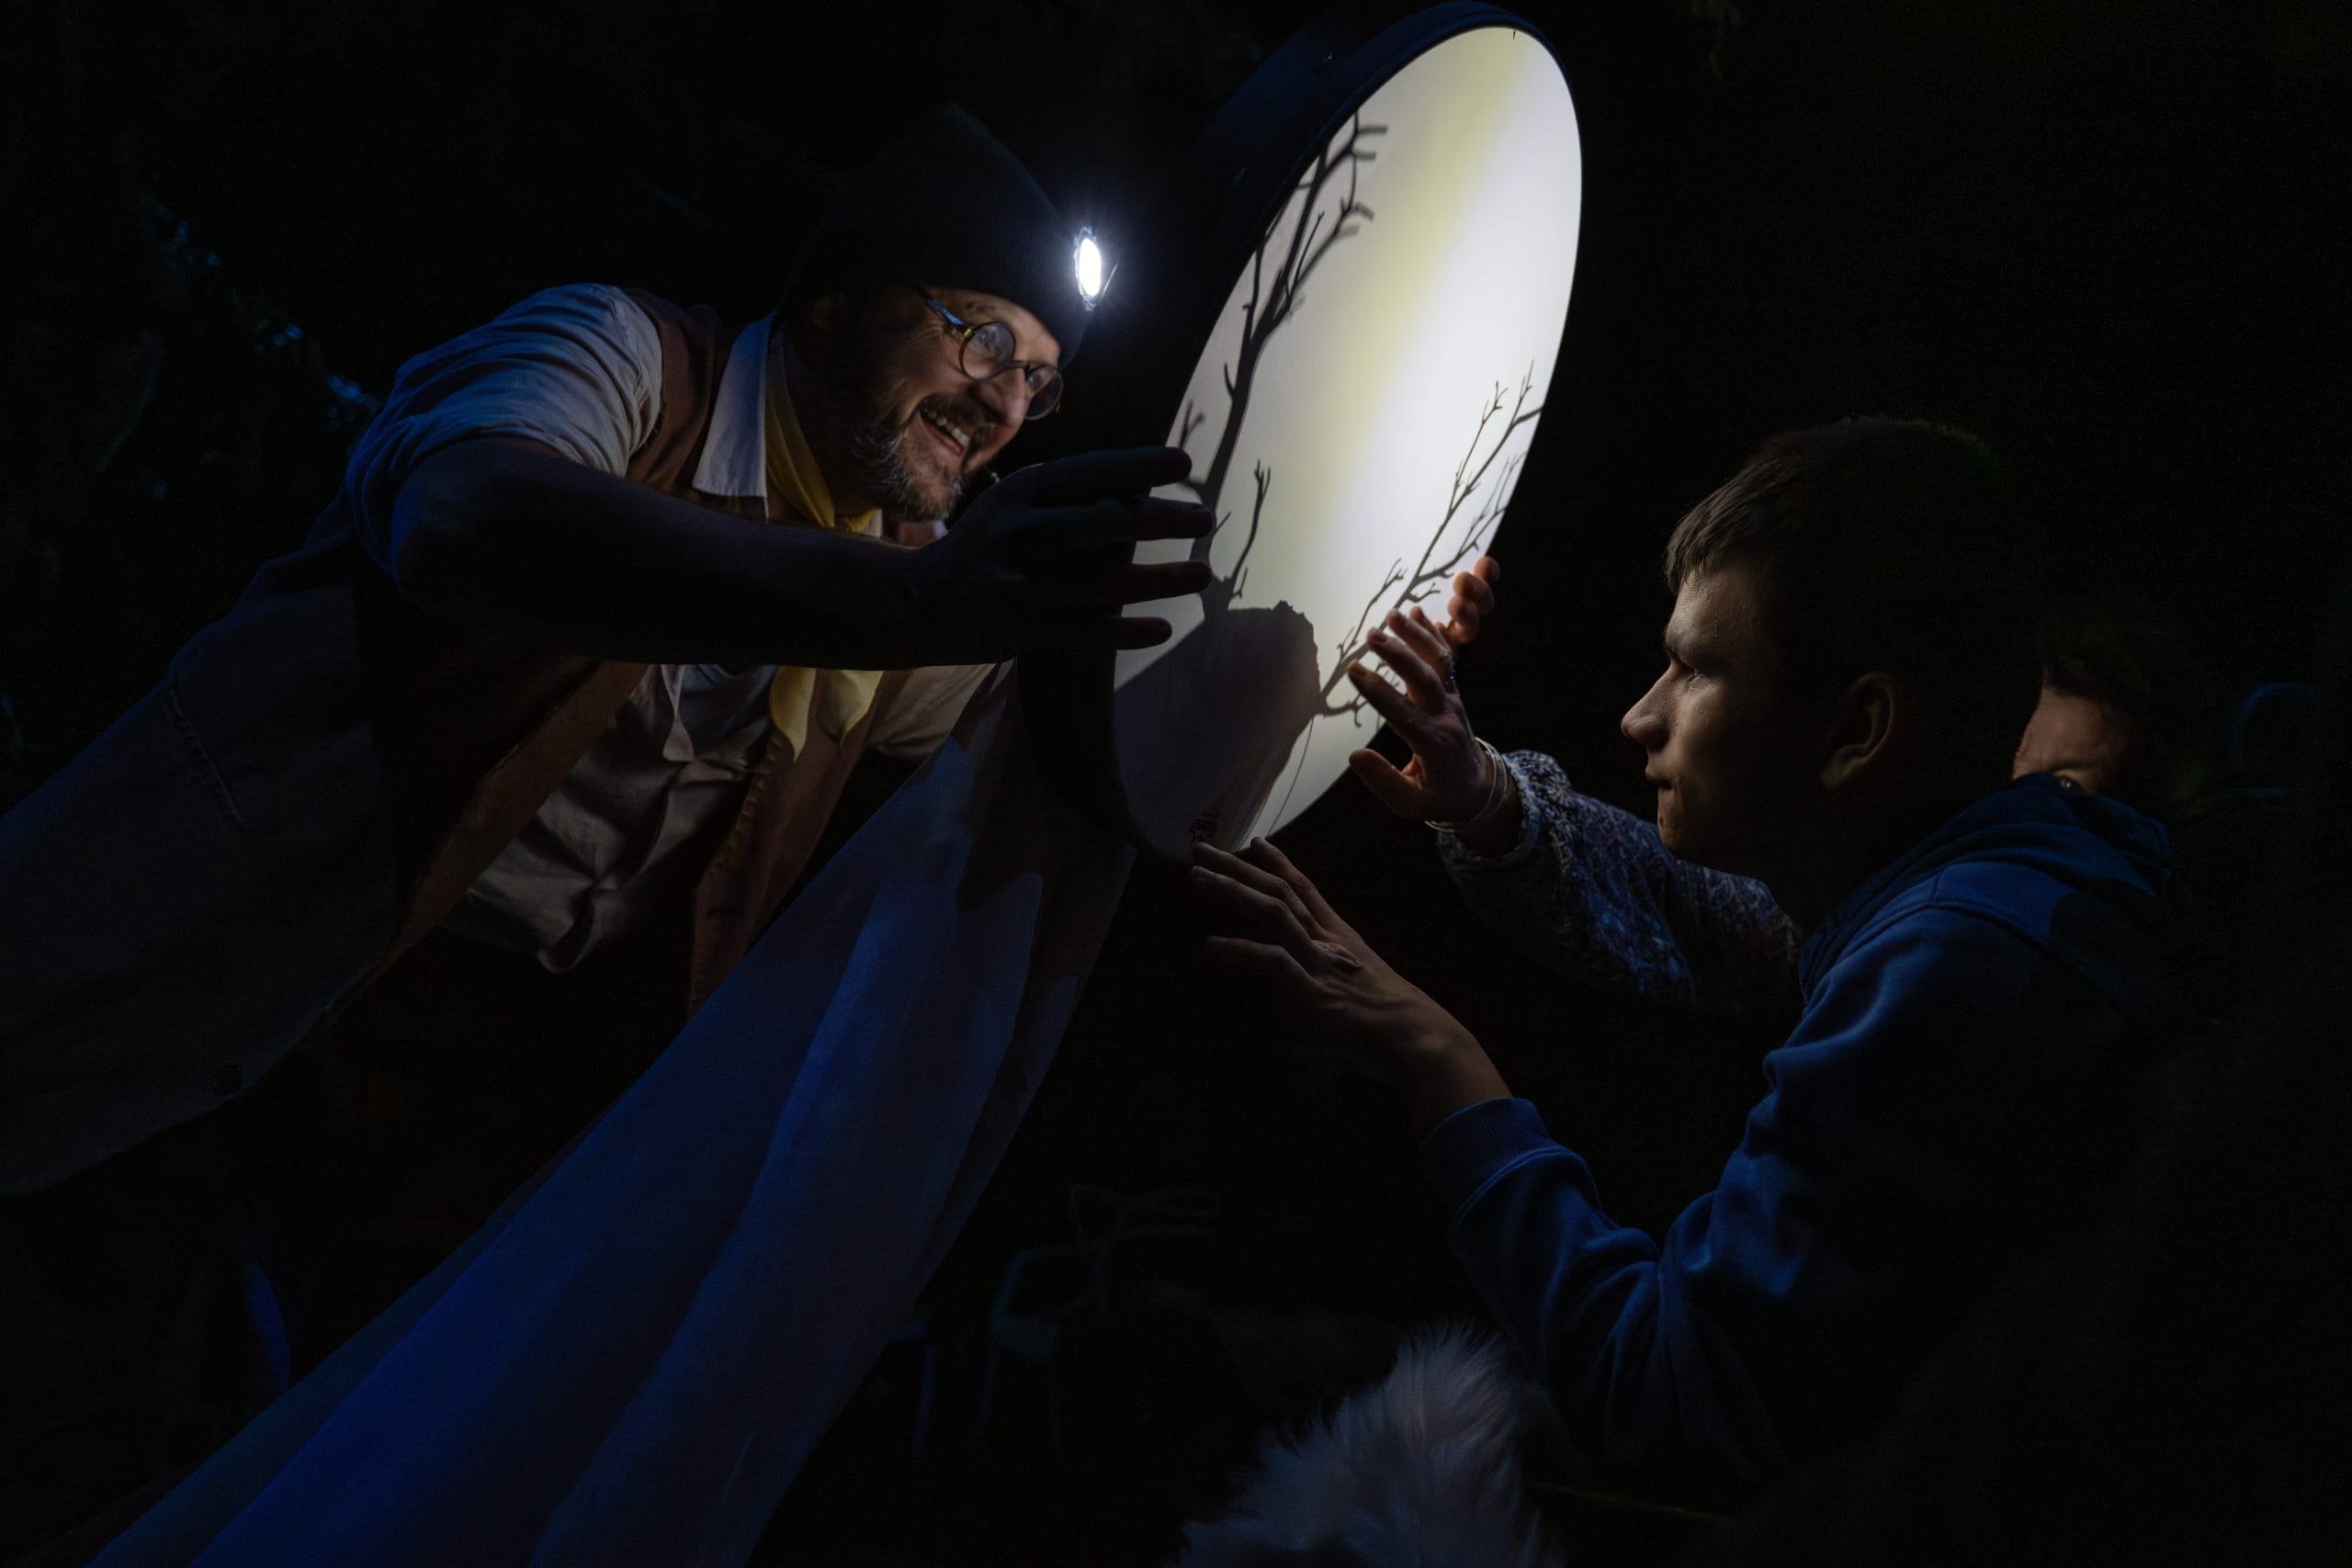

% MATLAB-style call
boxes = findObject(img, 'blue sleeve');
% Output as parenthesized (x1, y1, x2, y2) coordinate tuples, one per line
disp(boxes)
(1423, 906, 2139, 1495)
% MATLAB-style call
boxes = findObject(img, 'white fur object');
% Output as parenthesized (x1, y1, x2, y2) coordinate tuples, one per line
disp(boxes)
(1174, 1326, 1564, 1568)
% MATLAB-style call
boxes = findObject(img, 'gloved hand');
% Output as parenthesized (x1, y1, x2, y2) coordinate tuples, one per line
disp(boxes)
(902, 446, 1215, 664)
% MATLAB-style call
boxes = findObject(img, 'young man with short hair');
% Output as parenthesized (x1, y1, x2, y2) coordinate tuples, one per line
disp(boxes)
(1193, 418, 2171, 1498)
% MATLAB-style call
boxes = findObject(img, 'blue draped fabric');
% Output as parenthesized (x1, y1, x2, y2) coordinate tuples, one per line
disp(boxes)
(93, 672, 1132, 1567)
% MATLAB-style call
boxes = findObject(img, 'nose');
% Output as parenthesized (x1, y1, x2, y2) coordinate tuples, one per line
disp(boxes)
(970, 368, 1031, 427)
(1622, 672, 1670, 751)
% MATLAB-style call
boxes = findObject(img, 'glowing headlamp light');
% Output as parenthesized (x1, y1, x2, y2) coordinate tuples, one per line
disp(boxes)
(1074, 229, 1106, 309)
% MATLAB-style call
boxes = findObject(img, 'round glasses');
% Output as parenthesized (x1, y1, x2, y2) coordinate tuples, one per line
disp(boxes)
(918, 293, 1065, 420)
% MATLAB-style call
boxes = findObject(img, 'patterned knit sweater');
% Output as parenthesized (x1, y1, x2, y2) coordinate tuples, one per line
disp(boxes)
(1435, 750, 1799, 1021)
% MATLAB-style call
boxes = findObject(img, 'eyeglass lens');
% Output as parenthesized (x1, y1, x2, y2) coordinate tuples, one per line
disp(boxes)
(953, 315, 1064, 419)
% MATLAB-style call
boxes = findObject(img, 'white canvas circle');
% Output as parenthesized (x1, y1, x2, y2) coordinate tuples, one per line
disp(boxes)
(1111, 25, 1581, 856)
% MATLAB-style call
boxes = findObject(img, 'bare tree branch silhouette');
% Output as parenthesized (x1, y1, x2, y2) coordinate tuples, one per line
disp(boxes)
(1150, 114, 1544, 839)
(1210, 461, 1272, 614)
(1314, 367, 1541, 717)
(1261, 368, 1545, 827)
(1168, 113, 1385, 561)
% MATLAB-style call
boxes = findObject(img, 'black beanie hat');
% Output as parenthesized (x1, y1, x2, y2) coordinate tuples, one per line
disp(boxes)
(788, 106, 1092, 360)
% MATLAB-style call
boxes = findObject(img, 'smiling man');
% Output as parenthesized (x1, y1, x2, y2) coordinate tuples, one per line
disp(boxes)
(0, 107, 1210, 1547)
(1194, 418, 2173, 1500)
(1, 105, 1205, 1180)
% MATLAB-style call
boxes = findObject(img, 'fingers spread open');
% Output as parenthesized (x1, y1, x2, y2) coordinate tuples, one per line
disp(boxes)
(1006, 500, 1136, 558)
(1107, 615, 1173, 649)
(1238, 836, 1347, 931)
(1445, 559, 1499, 646)
(1012, 604, 1166, 652)
(1193, 841, 1298, 904)
(1348, 747, 1433, 818)
(1002, 446, 1193, 504)
(1189, 860, 1315, 954)
(1204, 934, 1310, 988)
(1021, 542, 1207, 617)
(1017, 498, 1209, 556)
(1345, 661, 1435, 739)
(1119, 558, 1213, 604)
(1125, 496, 1217, 542)
(1367, 622, 1448, 710)
(1398, 605, 1457, 671)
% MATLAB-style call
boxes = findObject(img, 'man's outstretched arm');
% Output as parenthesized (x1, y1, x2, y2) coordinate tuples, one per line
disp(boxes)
(388, 436, 1213, 670)
(345, 285, 1207, 670)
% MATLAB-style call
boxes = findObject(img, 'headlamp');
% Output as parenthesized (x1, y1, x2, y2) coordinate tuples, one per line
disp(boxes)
(1074, 230, 1107, 309)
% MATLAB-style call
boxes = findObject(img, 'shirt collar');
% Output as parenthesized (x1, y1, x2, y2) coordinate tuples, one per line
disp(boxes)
(691, 315, 773, 508)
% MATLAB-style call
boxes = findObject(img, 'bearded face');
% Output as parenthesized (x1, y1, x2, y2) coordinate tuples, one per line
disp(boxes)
(799, 287, 1059, 524)
(839, 380, 1001, 522)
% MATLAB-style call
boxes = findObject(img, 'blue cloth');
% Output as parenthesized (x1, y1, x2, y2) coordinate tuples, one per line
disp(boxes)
(87, 672, 1133, 1567)
(1421, 776, 2171, 1496)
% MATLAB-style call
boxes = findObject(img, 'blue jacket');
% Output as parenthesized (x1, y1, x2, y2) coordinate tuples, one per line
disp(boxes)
(1422, 777, 2171, 1496)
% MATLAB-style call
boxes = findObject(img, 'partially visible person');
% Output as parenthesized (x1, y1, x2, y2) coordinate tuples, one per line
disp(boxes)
(2012, 685, 2139, 796)
(2015, 599, 2221, 813)
(2004, 604, 2312, 1031)
(1193, 419, 2171, 1501)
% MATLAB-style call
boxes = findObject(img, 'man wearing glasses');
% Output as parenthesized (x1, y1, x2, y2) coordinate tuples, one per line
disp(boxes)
(0, 107, 1202, 1544)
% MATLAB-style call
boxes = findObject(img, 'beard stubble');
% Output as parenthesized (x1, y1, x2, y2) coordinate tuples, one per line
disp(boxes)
(803, 300, 999, 525)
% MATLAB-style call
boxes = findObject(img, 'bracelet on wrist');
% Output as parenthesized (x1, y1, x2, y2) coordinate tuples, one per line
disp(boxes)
(1428, 739, 1518, 833)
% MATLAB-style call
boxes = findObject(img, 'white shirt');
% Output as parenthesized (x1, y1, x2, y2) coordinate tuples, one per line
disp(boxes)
(344, 283, 989, 969)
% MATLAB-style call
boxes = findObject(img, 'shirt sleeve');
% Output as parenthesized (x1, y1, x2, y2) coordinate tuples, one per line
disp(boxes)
(1420, 906, 2138, 1496)
(1437, 749, 1799, 1019)
(341, 283, 663, 570)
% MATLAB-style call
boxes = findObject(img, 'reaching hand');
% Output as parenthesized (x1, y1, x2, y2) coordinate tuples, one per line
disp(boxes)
(905, 446, 1215, 664)
(1343, 599, 1498, 826)
(1191, 838, 1509, 1135)
(1442, 556, 1501, 649)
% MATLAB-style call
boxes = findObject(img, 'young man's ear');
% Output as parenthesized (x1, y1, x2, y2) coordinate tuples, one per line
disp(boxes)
(1818, 671, 1905, 792)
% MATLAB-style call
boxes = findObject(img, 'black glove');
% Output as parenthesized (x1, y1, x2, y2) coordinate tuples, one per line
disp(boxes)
(901, 446, 1215, 665)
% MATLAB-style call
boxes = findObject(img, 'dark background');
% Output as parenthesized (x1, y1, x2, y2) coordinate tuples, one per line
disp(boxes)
(4, 0, 2346, 1561)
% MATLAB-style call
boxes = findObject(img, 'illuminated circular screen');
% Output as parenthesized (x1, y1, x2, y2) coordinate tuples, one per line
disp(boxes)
(1110, 23, 1581, 857)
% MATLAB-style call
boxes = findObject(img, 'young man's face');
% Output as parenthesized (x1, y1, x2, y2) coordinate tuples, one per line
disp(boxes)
(827, 286, 1061, 523)
(1619, 558, 1821, 876)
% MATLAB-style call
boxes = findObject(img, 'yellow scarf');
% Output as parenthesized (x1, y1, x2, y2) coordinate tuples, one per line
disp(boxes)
(763, 334, 884, 759)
